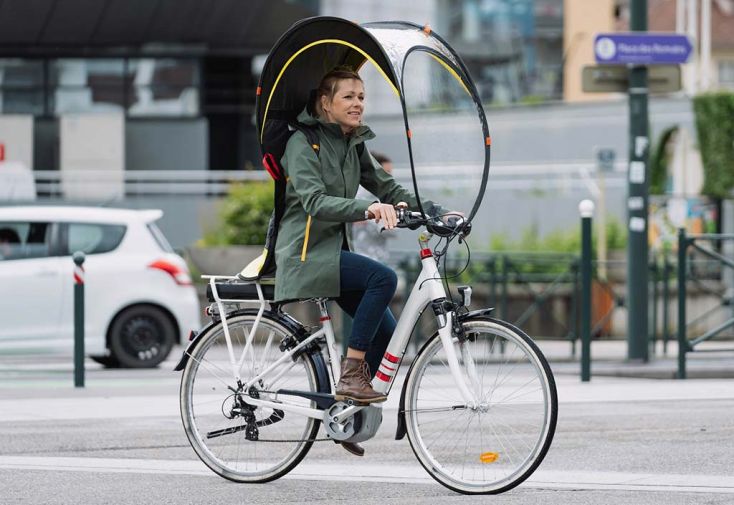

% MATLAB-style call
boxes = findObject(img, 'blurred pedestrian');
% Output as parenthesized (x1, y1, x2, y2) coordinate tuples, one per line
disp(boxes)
(352, 152, 395, 264)
(0, 227, 20, 259)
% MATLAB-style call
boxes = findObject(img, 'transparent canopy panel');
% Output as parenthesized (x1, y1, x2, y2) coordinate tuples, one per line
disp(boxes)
(401, 50, 488, 220)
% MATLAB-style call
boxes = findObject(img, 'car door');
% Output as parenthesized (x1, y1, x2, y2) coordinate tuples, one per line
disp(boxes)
(56, 221, 128, 355)
(0, 221, 65, 348)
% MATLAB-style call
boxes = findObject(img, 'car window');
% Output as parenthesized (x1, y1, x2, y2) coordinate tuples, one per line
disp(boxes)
(0, 221, 52, 261)
(147, 222, 174, 253)
(67, 223, 126, 255)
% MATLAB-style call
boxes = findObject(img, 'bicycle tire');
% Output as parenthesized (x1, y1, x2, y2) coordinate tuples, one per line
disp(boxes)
(180, 312, 320, 483)
(404, 316, 557, 494)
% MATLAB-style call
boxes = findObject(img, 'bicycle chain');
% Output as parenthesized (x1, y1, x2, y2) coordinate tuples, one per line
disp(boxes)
(234, 388, 334, 443)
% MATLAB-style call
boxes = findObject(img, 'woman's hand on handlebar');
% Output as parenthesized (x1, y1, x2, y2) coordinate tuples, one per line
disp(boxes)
(367, 202, 398, 229)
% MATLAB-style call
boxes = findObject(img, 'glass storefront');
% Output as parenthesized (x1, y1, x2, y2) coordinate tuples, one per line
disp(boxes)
(0, 57, 200, 117)
(438, 0, 564, 105)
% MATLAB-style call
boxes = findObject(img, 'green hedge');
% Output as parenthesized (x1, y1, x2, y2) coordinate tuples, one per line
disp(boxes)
(649, 126, 677, 195)
(490, 219, 627, 255)
(200, 181, 274, 246)
(693, 92, 734, 199)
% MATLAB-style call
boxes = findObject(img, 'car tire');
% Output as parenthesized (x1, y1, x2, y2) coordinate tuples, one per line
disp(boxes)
(108, 305, 176, 368)
(90, 355, 121, 368)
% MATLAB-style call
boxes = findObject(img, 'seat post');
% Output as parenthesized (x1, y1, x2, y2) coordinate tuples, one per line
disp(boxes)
(315, 298, 330, 319)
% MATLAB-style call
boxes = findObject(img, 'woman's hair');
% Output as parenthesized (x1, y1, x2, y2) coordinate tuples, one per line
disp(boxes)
(313, 67, 363, 118)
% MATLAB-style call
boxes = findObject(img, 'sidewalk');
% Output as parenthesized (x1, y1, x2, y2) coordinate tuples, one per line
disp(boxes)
(1, 345, 734, 421)
(535, 338, 734, 379)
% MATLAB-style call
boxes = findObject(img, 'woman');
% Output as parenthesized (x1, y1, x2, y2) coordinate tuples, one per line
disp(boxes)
(276, 68, 442, 455)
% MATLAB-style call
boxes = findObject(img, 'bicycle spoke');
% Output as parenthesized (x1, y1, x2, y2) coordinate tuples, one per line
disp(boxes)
(405, 319, 557, 494)
(181, 314, 320, 483)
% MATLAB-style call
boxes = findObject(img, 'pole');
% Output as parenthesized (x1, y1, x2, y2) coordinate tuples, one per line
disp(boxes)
(579, 200, 594, 382)
(650, 260, 659, 355)
(73, 251, 86, 388)
(597, 171, 607, 281)
(677, 228, 688, 379)
(663, 257, 671, 354)
(627, 0, 650, 362)
(686, 0, 698, 95)
(701, 0, 712, 91)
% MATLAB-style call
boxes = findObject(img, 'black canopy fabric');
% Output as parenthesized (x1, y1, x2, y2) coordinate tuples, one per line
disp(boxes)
(255, 16, 490, 223)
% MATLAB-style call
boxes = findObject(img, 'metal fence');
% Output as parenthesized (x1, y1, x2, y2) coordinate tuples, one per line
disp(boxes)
(676, 229, 734, 379)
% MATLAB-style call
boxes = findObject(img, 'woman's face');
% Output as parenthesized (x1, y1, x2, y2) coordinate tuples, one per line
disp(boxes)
(321, 78, 365, 134)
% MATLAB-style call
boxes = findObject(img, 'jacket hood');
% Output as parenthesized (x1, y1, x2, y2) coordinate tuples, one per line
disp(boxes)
(296, 107, 375, 142)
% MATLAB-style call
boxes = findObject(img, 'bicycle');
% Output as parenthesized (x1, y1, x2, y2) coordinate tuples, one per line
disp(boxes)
(176, 210, 557, 495)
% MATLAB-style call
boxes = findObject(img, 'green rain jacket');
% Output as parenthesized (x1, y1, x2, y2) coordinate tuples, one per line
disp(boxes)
(274, 109, 435, 302)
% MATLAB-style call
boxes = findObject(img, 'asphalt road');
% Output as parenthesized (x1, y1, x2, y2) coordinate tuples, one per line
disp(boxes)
(0, 349, 733, 505)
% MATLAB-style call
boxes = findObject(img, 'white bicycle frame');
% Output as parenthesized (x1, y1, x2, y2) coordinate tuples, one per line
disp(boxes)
(203, 235, 479, 423)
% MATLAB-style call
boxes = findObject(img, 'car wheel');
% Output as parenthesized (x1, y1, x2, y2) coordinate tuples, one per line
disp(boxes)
(109, 306, 175, 368)
(90, 355, 121, 368)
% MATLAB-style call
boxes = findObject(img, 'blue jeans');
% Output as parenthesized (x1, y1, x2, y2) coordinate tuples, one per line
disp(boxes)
(335, 251, 397, 377)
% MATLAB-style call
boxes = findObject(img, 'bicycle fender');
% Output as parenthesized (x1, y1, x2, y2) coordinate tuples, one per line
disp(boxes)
(395, 331, 437, 440)
(394, 311, 495, 440)
(173, 318, 220, 372)
(457, 307, 494, 320)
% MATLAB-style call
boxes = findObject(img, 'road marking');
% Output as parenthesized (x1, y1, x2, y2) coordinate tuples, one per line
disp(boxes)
(0, 456, 732, 494)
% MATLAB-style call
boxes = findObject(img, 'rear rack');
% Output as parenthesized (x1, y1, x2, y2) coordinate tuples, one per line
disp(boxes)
(201, 275, 270, 352)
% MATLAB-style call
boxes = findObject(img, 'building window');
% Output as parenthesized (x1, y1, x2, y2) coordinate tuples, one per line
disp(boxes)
(719, 60, 734, 90)
(439, 0, 563, 104)
(0, 59, 44, 115)
(127, 59, 200, 117)
(51, 59, 126, 114)
(0, 57, 200, 117)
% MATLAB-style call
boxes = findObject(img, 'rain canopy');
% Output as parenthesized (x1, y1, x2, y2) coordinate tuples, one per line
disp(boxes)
(255, 16, 491, 224)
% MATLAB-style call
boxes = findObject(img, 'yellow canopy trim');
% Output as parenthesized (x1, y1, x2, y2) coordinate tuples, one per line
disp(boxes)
(428, 53, 471, 97)
(261, 39, 401, 143)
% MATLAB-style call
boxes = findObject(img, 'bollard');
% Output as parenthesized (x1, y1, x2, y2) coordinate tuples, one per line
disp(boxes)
(73, 251, 86, 388)
(662, 258, 671, 354)
(579, 200, 594, 382)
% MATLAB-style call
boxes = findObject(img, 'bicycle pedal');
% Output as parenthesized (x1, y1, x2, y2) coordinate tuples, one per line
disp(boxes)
(346, 399, 367, 407)
(333, 395, 367, 406)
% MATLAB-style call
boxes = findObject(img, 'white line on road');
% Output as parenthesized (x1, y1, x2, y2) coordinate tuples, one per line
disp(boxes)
(0, 456, 732, 494)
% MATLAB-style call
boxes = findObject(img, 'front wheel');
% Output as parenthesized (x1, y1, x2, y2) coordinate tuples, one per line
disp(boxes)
(404, 317, 557, 494)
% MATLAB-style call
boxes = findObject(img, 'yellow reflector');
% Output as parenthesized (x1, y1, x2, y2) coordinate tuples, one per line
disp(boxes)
(480, 452, 499, 464)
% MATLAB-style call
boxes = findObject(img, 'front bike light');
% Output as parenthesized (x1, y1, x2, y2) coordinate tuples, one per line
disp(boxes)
(458, 286, 472, 307)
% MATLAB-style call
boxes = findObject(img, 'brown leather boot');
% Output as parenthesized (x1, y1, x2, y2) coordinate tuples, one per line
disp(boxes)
(335, 357, 387, 404)
(336, 440, 365, 457)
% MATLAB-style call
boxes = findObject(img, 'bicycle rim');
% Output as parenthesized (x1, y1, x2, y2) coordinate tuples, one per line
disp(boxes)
(180, 314, 320, 482)
(405, 317, 557, 494)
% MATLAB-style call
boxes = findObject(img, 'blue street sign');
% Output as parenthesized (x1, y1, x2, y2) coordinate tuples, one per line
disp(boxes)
(594, 33, 692, 64)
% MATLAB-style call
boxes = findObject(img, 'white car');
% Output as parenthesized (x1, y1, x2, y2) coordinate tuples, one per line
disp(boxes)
(0, 206, 200, 368)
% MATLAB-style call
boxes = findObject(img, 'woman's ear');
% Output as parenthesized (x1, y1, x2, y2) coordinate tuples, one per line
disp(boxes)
(320, 94, 329, 114)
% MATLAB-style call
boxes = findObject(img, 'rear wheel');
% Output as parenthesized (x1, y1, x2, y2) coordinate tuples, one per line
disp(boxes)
(404, 317, 557, 494)
(108, 305, 176, 368)
(180, 313, 320, 483)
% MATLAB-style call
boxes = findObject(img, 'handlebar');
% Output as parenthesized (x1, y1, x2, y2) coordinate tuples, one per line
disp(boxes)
(364, 206, 470, 237)
(397, 208, 471, 237)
